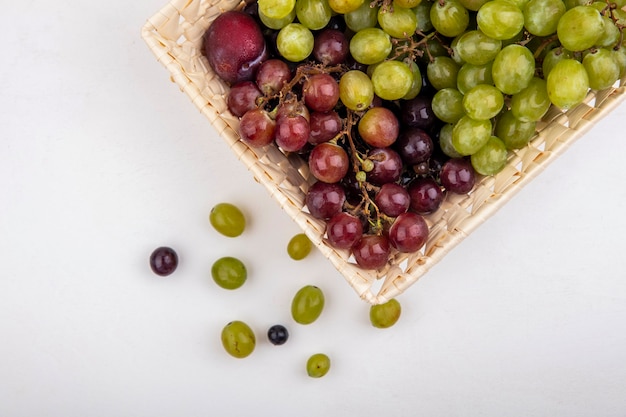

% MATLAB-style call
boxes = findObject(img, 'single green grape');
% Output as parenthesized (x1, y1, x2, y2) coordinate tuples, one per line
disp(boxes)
(583, 48, 621, 91)
(476, 0, 524, 40)
(211, 256, 247, 290)
(596, 15, 621, 49)
(378, 3, 418, 38)
(259, 7, 296, 29)
(287, 233, 312, 260)
(221, 321, 256, 358)
(429, 0, 469, 38)
(556, 6, 604, 52)
(328, 0, 364, 13)
(454, 30, 502, 66)
(456, 61, 494, 94)
(306, 353, 331, 378)
(349, 27, 392, 65)
(403, 59, 423, 100)
(296, 0, 332, 30)
(542, 47, 572, 78)
(427, 56, 460, 90)
(510, 77, 551, 122)
(291, 285, 325, 325)
(371, 60, 414, 100)
(452, 115, 492, 155)
(495, 109, 537, 150)
(339, 70, 374, 111)
(438, 123, 464, 158)
(470, 136, 508, 175)
(369, 299, 402, 328)
(277, 23, 314, 62)
(344, 1, 379, 31)
(546, 58, 589, 109)
(613, 48, 626, 79)
(523, 0, 565, 36)
(462, 84, 504, 121)
(413, 0, 434, 31)
(258, 0, 296, 19)
(491, 44, 535, 95)
(210, 202, 246, 237)
(432, 88, 465, 124)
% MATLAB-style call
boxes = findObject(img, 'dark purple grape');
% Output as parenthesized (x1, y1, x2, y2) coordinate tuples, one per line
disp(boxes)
(394, 127, 433, 165)
(326, 212, 363, 249)
(227, 81, 262, 117)
(313, 29, 349, 65)
(303, 73, 340, 113)
(239, 108, 276, 147)
(275, 114, 310, 152)
(255, 59, 292, 96)
(267, 324, 289, 345)
(367, 148, 403, 185)
(352, 234, 390, 270)
(374, 183, 410, 217)
(309, 111, 342, 144)
(150, 246, 178, 276)
(400, 95, 437, 130)
(408, 177, 445, 214)
(275, 100, 310, 122)
(388, 212, 429, 253)
(305, 181, 346, 220)
(309, 142, 349, 183)
(440, 158, 476, 194)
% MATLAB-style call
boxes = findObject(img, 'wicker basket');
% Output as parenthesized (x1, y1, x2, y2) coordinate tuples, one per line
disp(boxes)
(141, 0, 626, 304)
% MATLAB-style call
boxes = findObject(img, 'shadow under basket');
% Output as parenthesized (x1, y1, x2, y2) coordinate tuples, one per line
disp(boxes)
(142, 0, 626, 304)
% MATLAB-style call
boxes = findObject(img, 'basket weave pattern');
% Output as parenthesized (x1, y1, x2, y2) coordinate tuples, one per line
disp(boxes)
(142, 0, 626, 304)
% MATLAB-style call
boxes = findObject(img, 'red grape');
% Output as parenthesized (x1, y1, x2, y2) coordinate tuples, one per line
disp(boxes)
(256, 59, 292, 95)
(305, 181, 346, 220)
(352, 235, 391, 270)
(388, 212, 429, 253)
(309, 111, 342, 144)
(440, 158, 476, 194)
(394, 127, 434, 165)
(302, 73, 340, 113)
(326, 212, 363, 249)
(367, 148, 403, 185)
(408, 177, 445, 214)
(275, 114, 310, 152)
(313, 29, 349, 65)
(358, 107, 399, 148)
(228, 81, 262, 117)
(374, 183, 410, 217)
(239, 108, 276, 147)
(308, 142, 350, 183)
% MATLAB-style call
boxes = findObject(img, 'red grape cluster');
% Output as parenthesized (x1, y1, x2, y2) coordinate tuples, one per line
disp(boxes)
(203, 3, 478, 271)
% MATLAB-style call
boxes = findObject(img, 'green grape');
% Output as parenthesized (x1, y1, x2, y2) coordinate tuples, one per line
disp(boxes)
(427, 56, 460, 90)
(495, 110, 537, 150)
(613, 48, 626, 78)
(259, 7, 296, 29)
(471, 136, 508, 175)
(344, 1, 379, 31)
(546, 58, 589, 109)
(306, 353, 331, 378)
(413, 0, 434, 31)
(371, 60, 414, 100)
(476, 0, 524, 40)
(458, 0, 489, 11)
(491, 44, 535, 95)
(221, 321, 256, 358)
(462, 84, 504, 121)
(378, 3, 418, 38)
(258, 0, 296, 19)
(454, 30, 502, 65)
(456, 61, 493, 94)
(542, 47, 572, 78)
(429, 0, 469, 38)
(339, 70, 374, 111)
(523, 0, 565, 36)
(583, 48, 621, 91)
(349, 27, 392, 65)
(211, 256, 247, 290)
(510, 77, 551, 122)
(450, 35, 465, 65)
(328, 0, 364, 13)
(432, 88, 465, 124)
(556, 6, 604, 52)
(403, 59, 423, 99)
(452, 115, 492, 155)
(438, 123, 464, 158)
(210, 202, 245, 237)
(287, 233, 312, 260)
(291, 285, 325, 325)
(296, 0, 332, 30)
(277, 23, 314, 62)
(612, 8, 626, 27)
(369, 299, 402, 328)
(596, 16, 621, 49)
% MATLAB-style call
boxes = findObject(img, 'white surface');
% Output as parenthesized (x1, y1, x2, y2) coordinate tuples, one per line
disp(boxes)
(2, 1, 626, 415)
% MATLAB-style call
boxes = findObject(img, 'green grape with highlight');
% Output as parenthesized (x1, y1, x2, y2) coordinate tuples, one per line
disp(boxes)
(430, 0, 469, 38)
(370, 299, 402, 328)
(306, 353, 331, 378)
(582, 48, 621, 91)
(462, 84, 504, 121)
(432, 88, 465, 124)
(221, 321, 256, 358)
(427, 56, 460, 90)
(471, 136, 508, 175)
(258, 0, 296, 19)
(339, 70, 374, 111)
(476, 0, 524, 40)
(510, 77, 551, 122)
(349, 27, 392, 65)
(454, 30, 502, 66)
(456, 61, 493, 94)
(523, 0, 565, 36)
(495, 110, 537, 150)
(491, 44, 535, 95)
(556, 6, 604, 52)
(452, 115, 492, 155)
(291, 285, 325, 325)
(210, 202, 246, 237)
(259, 7, 296, 29)
(378, 4, 418, 38)
(277, 23, 314, 62)
(211, 256, 247, 290)
(296, 0, 332, 30)
(546, 58, 589, 109)
(371, 60, 414, 101)
(287, 233, 312, 260)
(439, 123, 464, 158)
(344, 1, 379, 31)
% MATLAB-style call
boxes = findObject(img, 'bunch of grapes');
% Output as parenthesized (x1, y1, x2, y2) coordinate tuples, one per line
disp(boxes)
(203, 0, 625, 271)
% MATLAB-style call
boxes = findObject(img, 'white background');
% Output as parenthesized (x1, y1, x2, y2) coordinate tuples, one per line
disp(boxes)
(2, 0, 626, 415)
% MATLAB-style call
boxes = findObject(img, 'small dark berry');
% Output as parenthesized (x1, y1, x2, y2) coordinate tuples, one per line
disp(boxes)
(149, 246, 178, 276)
(267, 324, 289, 346)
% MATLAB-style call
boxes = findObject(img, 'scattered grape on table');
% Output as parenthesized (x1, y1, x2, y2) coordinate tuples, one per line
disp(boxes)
(203, 0, 626, 271)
